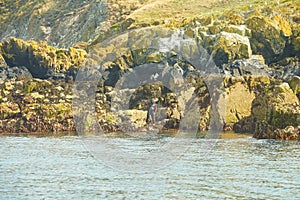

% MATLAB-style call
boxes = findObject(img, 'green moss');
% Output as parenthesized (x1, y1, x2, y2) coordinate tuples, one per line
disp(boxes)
(24, 81, 37, 93)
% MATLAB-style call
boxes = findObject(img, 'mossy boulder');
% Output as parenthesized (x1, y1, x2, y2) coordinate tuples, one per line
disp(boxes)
(1, 37, 86, 78)
(212, 32, 252, 66)
(288, 76, 300, 97)
(235, 82, 300, 139)
(246, 15, 292, 63)
(223, 76, 270, 128)
(252, 83, 299, 122)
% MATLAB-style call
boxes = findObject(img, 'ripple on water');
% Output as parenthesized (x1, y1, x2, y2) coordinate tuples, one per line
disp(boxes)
(0, 135, 299, 199)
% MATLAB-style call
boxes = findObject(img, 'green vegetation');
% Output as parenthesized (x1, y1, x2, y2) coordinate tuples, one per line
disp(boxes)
(128, 0, 289, 26)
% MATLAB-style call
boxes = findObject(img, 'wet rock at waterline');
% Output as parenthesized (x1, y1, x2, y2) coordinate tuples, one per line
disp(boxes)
(234, 83, 300, 140)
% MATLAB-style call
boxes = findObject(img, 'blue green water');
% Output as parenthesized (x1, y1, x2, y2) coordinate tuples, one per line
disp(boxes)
(1, 135, 300, 199)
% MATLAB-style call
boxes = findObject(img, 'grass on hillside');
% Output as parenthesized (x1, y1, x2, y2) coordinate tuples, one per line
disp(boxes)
(127, 0, 292, 25)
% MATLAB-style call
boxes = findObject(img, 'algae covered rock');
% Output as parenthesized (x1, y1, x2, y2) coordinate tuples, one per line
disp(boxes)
(246, 15, 292, 63)
(288, 76, 300, 96)
(213, 32, 252, 66)
(225, 55, 268, 76)
(235, 82, 300, 140)
(1, 37, 86, 79)
(223, 76, 270, 129)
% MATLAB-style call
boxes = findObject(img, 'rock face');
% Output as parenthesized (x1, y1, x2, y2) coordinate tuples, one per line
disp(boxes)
(0, 0, 109, 47)
(0, 78, 118, 134)
(0, 1, 299, 138)
(186, 4, 300, 70)
(213, 32, 252, 66)
(1, 37, 86, 79)
(246, 15, 292, 63)
(0, 66, 32, 81)
(234, 83, 300, 140)
(222, 76, 270, 129)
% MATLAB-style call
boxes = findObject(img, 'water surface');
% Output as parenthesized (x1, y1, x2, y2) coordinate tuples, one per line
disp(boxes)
(1, 135, 299, 199)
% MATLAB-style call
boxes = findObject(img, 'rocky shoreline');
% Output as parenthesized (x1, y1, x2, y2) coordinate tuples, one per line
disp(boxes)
(0, 1, 299, 140)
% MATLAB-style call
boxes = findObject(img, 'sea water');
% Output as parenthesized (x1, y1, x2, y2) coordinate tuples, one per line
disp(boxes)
(1, 135, 300, 199)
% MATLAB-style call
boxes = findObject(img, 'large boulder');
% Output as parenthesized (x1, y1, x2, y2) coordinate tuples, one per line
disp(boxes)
(246, 15, 292, 64)
(234, 82, 300, 140)
(223, 76, 270, 129)
(212, 32, 252, 66)
(224, 55, 269, 76)
(1, 37, 86, 79)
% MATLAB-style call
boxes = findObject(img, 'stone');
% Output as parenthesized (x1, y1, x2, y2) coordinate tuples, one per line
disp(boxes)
(288, 76, 300, 96)
(146, 52, 164, 63)
(223, 25, 251, 37)
(212, 32, 252, 66)
(224, 80, 255, 125)
(246, 15, 291, 63)
(235, 82, 300, 140)
(1, 37, 86, 79)
(225, 55, 269, 76)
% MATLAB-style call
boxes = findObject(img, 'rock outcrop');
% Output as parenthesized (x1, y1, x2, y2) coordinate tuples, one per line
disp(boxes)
(0, 78, 118, 134)
(234, 83, 300, 140)
(246, 14, 292, 63)
(212, 32, 252, 66)
(0, 0, 299, 139)
(1, 37, 86, 79)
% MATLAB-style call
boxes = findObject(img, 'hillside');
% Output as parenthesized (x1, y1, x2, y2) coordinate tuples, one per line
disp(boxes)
(1, 0, 298, 47)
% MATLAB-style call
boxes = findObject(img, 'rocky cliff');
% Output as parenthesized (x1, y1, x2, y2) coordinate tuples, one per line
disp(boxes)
(0, 0, 299, 139)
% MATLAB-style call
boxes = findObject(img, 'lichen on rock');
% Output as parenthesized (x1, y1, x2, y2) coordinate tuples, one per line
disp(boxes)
(212, 31, 252, 66)
(1, 37, 86, 79)
(234, 82, 300, 140)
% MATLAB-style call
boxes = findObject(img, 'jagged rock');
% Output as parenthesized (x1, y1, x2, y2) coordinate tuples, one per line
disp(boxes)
(0, 66, 32, 81)
(269, 57, 300, 79)
(224, 79, 255, 126)
(223, 76, 270, 129)
(246, 15, 292, 63)
(288, 76, 300, 96)
(1, 37, 86, 79)
(223, 25, 251, 37)
(224, 55, 269, 76)
(212, 31, 252, 66)
(234, 82, 300, 140)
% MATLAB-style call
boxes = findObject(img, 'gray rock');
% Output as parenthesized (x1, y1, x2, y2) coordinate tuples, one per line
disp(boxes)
(223, 55, 269, 76)
(0, 66, 32, 81)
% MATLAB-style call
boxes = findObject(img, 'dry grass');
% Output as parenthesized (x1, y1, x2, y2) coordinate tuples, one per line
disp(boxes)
(125, 0, 294, 25)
